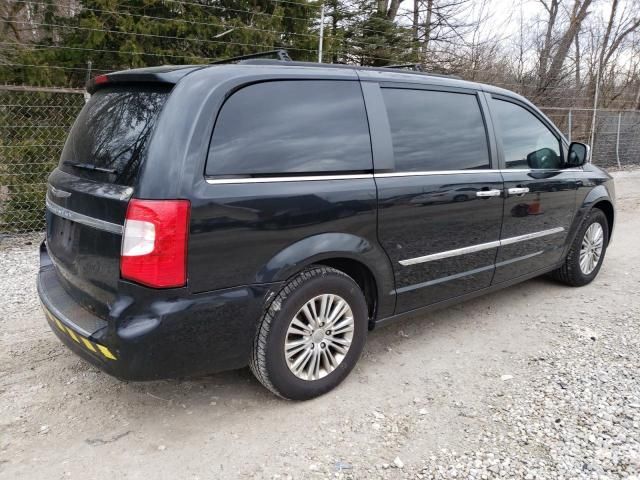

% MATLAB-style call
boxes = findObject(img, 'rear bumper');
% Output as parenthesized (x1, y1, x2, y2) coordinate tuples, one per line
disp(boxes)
(38, 242, 281, 380)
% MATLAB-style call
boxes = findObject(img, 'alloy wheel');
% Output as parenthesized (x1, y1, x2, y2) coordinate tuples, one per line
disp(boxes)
(579, 222, 604, 275)
(284, 294, 355, 381)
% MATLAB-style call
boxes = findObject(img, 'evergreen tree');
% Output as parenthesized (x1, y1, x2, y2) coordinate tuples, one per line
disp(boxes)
(3, 0, 319, 87)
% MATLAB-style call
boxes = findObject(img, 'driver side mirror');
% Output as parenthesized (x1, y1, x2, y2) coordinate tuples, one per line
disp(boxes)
(567, 142, 589, 167)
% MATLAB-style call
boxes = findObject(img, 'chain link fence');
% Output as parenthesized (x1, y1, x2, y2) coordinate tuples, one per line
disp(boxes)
(0, 86, 85, 233)
(541, 107, 640, 169)
(1, 86, 639, 233)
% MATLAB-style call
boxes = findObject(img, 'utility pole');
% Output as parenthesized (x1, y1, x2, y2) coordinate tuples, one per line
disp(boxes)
(318, 3, 325, 63)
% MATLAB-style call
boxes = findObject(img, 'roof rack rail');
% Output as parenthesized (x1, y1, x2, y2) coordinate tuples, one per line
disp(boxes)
(386, 63, 424, 72)
(211, 49, 292, 65)
(225, 58, 464, 80)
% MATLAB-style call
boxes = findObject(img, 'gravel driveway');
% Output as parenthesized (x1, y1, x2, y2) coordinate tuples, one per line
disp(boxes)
(1, 170, 639, 480)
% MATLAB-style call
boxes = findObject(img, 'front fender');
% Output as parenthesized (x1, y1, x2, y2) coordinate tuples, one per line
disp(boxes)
(565, 184, 615, 254)
(582, 184, 614, 209)
(255, 233, 395, 318)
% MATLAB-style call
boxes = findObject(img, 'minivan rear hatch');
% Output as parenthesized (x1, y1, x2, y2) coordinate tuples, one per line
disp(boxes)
(46, 84, 171, 318)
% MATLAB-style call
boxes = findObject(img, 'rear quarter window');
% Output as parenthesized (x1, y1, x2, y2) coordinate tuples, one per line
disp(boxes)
(206, 80, 372, 177)
(59, 86, 170, 186)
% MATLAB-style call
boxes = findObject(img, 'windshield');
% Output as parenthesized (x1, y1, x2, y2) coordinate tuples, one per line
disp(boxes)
(59, 85, 170, 186)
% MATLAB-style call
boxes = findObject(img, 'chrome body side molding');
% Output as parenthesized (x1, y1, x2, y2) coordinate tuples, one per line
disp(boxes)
(399, 227, 565, 266)
(499, 227, 565, 246)
(394, 251, 544, 294)
(399, 240, 501, 266)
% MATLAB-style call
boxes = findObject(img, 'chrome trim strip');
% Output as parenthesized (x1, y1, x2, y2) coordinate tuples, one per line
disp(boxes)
(204, 168, 585, 185)
(376, 168, 585, 178)
(205, 174, 373, 184)
(399, 227, 565, 266)
(46, 197, 123, 235)
(499, 227, 565, 246)
(494, 250, 543, 268)
(376, 170, 496, 178)
(395, 251, 544, 294)
(501, 168, 584, 173)
(399, 240, 501, 266)
(395, 264, 495, 294)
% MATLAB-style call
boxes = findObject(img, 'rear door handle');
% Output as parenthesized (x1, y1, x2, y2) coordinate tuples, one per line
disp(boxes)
(507, 187, 529, 196)
(476, 189, 502, 198)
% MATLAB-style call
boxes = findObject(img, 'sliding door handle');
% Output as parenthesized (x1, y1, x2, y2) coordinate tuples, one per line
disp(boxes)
(507, 187, 529, 196)
(476, 189, 502, 198)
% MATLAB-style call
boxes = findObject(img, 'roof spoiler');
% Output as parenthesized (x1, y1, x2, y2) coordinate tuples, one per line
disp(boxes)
(86, 66, 203, 93)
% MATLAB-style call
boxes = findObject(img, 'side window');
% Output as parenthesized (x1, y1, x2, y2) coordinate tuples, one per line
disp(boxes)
(381, 88, 490, 172)
(206, 80, 372, 176)
(490, 98, 562, 170)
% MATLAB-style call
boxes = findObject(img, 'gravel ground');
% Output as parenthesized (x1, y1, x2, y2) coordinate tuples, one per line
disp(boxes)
(1, 169, 639, 480)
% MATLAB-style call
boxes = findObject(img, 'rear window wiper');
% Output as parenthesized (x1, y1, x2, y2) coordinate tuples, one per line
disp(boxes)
(64, 161, 117, 175)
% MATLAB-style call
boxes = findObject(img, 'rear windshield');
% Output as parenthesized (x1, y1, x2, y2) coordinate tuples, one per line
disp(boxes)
(59, 85, 170, 186)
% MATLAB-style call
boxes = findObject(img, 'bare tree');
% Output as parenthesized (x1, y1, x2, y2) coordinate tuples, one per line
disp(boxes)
(535, 0, 594, 97)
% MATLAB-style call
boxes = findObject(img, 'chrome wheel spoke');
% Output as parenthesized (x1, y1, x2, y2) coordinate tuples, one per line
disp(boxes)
(310, 348, 322, 380)
(308, 299, 319, 325)
(284, 293, 354, 381)
(292, 347, 313, 374)
(326, 339, 349, 355)
(328, 335, 350, 347)
(324, 346, 338, 369)
(300, 304, 316, 327)
(580, 256, 589, 273)
(331, 317, 354, 335)
(288, 318, 310, 336)
(325, 301, 348, 328)
(286, 337, 309, 351)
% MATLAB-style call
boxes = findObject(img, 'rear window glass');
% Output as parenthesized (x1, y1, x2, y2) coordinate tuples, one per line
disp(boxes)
(59, 86, 170, 186)
(206, 80, 372, 177)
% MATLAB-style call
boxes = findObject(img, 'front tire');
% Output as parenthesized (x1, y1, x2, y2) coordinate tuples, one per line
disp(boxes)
(552, 208, 609, 286)
(250, 266, 368, 400)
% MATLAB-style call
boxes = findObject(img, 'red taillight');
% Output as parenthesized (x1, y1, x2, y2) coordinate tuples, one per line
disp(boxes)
(94, 74, 109, 85)
(120, 199, 190, 288)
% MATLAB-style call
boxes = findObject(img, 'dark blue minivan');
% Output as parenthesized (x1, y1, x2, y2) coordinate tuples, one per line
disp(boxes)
(38, 53, 615, 399)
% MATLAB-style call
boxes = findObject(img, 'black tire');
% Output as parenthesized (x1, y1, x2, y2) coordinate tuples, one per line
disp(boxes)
(551, 208, 609, 287)
(250, 265, 368, 400)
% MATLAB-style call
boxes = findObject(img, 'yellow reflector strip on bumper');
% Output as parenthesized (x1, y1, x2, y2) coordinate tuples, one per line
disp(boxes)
(96, 345, 117, 360)
(81, 337, 97, 352)
(42, 306, 117, 361)
(65, 326, 80, 343)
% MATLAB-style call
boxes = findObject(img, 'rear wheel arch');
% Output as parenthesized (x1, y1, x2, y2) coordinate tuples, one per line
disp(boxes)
(256, 233, 395, 320)
(313, 258, 378, 326)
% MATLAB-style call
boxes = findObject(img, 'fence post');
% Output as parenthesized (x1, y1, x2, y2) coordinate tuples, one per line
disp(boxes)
(318, 3, 325, 63)
(567, 109, 572, 143)
(588, 67, 600, 162)
(616, 112, 622, 169)
(84, 60, 92, 102)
